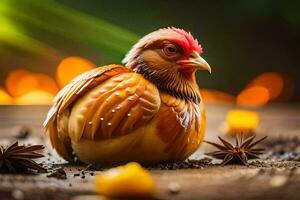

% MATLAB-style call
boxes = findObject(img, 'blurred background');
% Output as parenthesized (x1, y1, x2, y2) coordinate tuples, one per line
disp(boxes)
(0, 0, 299, 106)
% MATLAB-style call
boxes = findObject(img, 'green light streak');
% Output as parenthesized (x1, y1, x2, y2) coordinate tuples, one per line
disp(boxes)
(0, 0, 140, 60)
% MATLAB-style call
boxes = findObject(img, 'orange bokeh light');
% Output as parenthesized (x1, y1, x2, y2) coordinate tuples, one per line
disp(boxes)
(56, 56, 95, 87)
(237, 86, 270, 107)
(35, 73, 59, 95)
(14, 74, 39, 96)
(246, 72, 284, 100)
(5, 69, 59, 98)
(200, 89, 236, 105)
(0, 89, 14, 104)
(15, 90, 54, 105)
(5, 69, 32, 97)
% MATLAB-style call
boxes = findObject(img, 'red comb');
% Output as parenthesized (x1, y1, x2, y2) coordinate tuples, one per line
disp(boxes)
(170, 27, 203, 54)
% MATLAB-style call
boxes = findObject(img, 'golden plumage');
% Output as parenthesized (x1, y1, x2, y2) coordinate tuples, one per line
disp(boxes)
(44, 65, 206, 165)
(44, 28, 210, 166)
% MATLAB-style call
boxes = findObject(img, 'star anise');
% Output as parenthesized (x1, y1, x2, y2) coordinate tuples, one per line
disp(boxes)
(204, 134, 267, 165)
(0, 141, 46, 173)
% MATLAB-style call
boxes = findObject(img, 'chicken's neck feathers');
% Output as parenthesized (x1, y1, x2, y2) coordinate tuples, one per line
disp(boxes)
(131, 62, 200, 104)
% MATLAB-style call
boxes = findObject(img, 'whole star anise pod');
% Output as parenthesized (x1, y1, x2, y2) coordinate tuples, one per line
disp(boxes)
(0, 141, 46, 173)
(204, 134, 267, 165)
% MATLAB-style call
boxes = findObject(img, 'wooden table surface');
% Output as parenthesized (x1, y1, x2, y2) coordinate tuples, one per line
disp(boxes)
(0, 104, 300, 200)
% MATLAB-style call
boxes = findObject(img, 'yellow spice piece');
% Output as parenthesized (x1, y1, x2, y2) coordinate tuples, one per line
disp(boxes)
(95, 162, 155, 197)
(226, 109, 260, 134)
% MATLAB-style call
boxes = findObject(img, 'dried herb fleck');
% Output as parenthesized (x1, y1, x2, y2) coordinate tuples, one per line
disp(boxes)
(0, 141, 46, 173)
(47, 167, 67, 179)
(204, 134, 267, 165)
(16, 126, 32, 139)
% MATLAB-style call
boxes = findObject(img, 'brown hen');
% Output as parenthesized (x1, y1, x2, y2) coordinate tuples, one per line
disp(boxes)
(44, 27, 211, 165)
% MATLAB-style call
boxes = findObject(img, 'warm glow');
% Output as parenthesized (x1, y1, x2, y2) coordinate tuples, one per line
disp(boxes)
(200, 89, 236, 104)
(15, 90, 54, 105)
(14, 73, 39, 96)
(0, 89, 14, 104)
(5, 69, 32, 97)
(237, 86, 270, 107)
(2, 66, 292, 106)
(35, 73, 59, 95)
(226, 109, 260, 134)
(5, 69, 59, 101)
(56, 56, 95, 87)
(6, 70, 47, 97)
(246, 72, 284, 100)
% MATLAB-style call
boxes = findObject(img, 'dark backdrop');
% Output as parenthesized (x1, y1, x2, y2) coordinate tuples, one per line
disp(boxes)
(0, 0, 299, 97)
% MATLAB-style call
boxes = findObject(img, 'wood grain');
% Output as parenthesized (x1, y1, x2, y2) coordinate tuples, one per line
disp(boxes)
(0, 104, 300, 200)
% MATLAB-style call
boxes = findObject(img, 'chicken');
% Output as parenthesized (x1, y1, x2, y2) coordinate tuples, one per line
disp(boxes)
(44, 27, 211, 166)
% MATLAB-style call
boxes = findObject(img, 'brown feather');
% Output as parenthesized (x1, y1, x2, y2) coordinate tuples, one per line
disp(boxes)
(44, 28, 209, 165)
(44, 65, 162, 161)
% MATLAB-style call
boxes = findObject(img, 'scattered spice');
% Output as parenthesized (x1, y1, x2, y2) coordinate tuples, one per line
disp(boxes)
(79, 164, 93, 174)
(250, 160, 300, 168)
(205, 134, 267, 165)
(47, 167, 67, 179)
(0, 141, 46, 173)
(263, 136, 300, 161)
(149, 158, 213, 170)
(72, 164, 95, 179)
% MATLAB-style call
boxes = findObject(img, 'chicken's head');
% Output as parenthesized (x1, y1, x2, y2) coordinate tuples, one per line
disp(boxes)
(122, 27, 211, 103)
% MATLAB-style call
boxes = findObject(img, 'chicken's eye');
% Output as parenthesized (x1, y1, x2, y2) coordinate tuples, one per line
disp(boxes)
(163, 44, 178, 56)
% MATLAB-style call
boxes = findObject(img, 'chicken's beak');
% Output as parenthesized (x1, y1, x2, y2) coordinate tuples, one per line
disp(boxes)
(177, 51, 211, 74)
